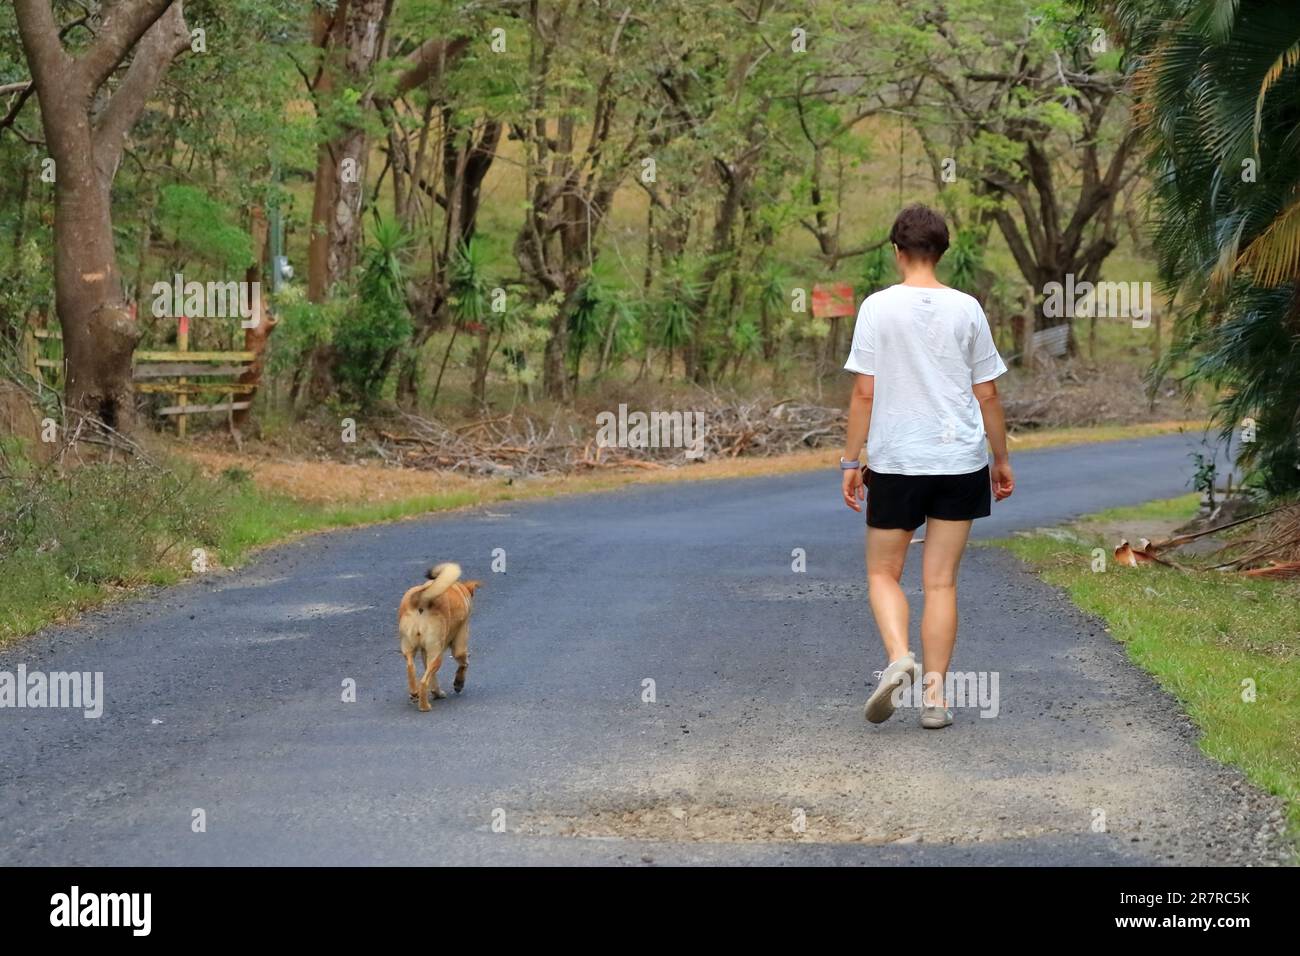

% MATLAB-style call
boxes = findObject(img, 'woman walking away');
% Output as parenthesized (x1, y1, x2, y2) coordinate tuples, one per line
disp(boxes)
(839, 204, 1014, 730)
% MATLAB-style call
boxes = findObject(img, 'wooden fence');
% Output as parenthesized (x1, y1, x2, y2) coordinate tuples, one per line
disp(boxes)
(133, 316, 254, 436)
(20, 319, 63, 391)
(21, 314, 264, 436)
(1029, 323, 1070, 361)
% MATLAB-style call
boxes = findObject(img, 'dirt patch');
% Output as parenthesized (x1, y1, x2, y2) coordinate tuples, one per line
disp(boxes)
(1077, 518, 1186, 548)
(180, 420, 1199, 508)
(184, 446, 840, 506)
(187, 449, 490, 505)
(516, 798, 965, 845)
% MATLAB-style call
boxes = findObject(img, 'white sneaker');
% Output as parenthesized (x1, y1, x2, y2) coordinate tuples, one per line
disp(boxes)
(920, 705, 953, 729)
(864, 652, 921, 724)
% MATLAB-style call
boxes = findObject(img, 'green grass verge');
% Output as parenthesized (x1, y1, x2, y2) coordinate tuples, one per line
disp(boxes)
(0, 460, 489, 645)
(211, 482, 486, 566)
(997, 493, 1300, 841)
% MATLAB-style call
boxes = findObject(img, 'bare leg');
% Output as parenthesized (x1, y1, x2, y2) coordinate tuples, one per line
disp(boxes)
(920, 517, 972, 708)
(451, 623, 470, 694)
(404, 651, 419, 701)
(417, 654, 445, 712)
(866, 526, 914, 663)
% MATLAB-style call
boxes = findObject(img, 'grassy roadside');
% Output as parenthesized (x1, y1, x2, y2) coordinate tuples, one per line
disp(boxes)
(0, 418, 1198, 645)
(997, 494, 1300, 842)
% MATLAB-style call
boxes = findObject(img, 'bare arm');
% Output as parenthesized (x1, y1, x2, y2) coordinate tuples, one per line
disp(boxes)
(974, 379, 1014, 500)
(841, 374, 874, 510)
(842, 373, 874, 462)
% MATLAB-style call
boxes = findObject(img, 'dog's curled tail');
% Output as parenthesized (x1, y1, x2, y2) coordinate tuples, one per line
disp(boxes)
(418, 562, 462, 605)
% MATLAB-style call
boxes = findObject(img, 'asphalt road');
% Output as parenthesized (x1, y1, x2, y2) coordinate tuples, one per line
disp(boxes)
(0, 432, 1290, 865)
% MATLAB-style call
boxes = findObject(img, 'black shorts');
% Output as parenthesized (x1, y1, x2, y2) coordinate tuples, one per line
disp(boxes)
(865, 465, 991, 531)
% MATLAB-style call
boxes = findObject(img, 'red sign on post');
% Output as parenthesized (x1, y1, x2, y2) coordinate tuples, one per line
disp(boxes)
(812, 282, 856, 319)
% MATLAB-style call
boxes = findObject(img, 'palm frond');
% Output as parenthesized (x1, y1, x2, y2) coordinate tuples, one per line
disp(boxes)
(1253, 39, 1300, 154)
(1235, 191, 1300, 287)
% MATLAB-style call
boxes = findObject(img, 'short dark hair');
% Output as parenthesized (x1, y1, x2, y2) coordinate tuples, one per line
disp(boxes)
(888, 204, 950, 263)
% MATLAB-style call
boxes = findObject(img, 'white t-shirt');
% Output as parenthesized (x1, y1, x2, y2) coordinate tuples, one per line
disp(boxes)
(844, 284, 1007, 476)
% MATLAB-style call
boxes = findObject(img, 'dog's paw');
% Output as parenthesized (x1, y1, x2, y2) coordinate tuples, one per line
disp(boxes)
(408, 692, 419, 702)
(454, 682, 465, 694)
(432, 690, 448, 700)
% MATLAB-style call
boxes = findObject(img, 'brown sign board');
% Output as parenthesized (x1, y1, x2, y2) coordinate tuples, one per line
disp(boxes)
(812, 283, 856, 319)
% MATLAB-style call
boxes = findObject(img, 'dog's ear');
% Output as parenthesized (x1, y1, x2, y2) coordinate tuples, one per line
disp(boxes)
(463, 580, 482, 595)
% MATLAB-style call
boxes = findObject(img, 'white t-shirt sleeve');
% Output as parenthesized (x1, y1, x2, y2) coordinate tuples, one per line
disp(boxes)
(968, 302, 1007, 384)
(843, 298, 876, 376)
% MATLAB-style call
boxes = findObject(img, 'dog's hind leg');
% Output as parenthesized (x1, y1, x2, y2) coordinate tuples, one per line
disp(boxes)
(452, 623, 470, 694)
(417, 655, 445, 711)
(404, 650, 420, 702)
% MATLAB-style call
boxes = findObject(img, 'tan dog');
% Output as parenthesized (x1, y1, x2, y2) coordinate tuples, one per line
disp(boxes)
(398, 562, 481, 711)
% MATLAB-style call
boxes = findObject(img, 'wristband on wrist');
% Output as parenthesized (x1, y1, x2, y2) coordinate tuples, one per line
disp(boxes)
(839, 457, 861, 471)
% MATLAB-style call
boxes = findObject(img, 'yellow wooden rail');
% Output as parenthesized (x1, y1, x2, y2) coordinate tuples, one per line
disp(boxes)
(158, 401, 251, 416)
(134, 326, 255, 435)
(135, 382, 256, 395)
(135, 350, 255, 362)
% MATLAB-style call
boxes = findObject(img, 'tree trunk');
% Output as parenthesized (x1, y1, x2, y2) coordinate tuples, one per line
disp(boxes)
(542, 284, 574, 402)
(55, 174, 139, 428)
(306, 144, 337, 303)
(302, 0, 389, 402)
(306, 0, 388, 300)
(471, 324, 491, 407)
(233, 206, 274, 428)
(15, 0, 191, 431)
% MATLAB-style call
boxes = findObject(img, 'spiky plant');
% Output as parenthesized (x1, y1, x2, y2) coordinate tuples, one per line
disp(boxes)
(1116, 0, 1300, 493)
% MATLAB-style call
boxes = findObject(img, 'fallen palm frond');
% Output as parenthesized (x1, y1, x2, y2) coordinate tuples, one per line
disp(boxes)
(1240, 561, 1300, 580)
(1139, 507, 1283, 553)
(1114, 538, 1183, 569)
(1113, 502, 1300, 577)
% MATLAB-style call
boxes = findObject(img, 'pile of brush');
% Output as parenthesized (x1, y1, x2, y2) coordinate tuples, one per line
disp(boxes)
(1113, 502, 1300, 579)
(371, 396, 846, 476)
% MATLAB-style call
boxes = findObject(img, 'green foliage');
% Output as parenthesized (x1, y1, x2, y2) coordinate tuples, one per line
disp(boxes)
(729, 316, 761, 360)
(860, 244, 892, 295)
(0, 443, 481, 643)
(603, 294, 644, 364)
(566, 261, 642, 374)
(157, 185, 254, 273)
(165, 0, 317, 186)
(1190, 442, 1218, 506)
(267, 286, 342, 378)
(449, 235, 493, 326)
(333, 216, 413, 407)
(0, 451, 227, 638)
(0, 237, 49, 337)
(941, 229, 985, 292)
(567, 279, 605, 366)
(1122, 0, 1300, 493)
(0, 0, 1176, 410)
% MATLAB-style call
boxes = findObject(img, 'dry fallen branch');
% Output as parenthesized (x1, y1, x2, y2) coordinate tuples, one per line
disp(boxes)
(1113, 502, 1300, 577)
(369, 395, 846, 478)
(1142, 507, 1283, 553)
(1240, 561, 1300, 580)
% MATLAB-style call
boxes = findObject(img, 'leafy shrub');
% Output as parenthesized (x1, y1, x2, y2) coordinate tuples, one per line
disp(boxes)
(156, 185, 253, 273)
(0, 445, 232, 637)
(331, 216, 412, 407)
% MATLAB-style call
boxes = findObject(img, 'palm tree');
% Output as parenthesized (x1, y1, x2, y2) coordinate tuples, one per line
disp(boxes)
(1116, 0, 1300, 493)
